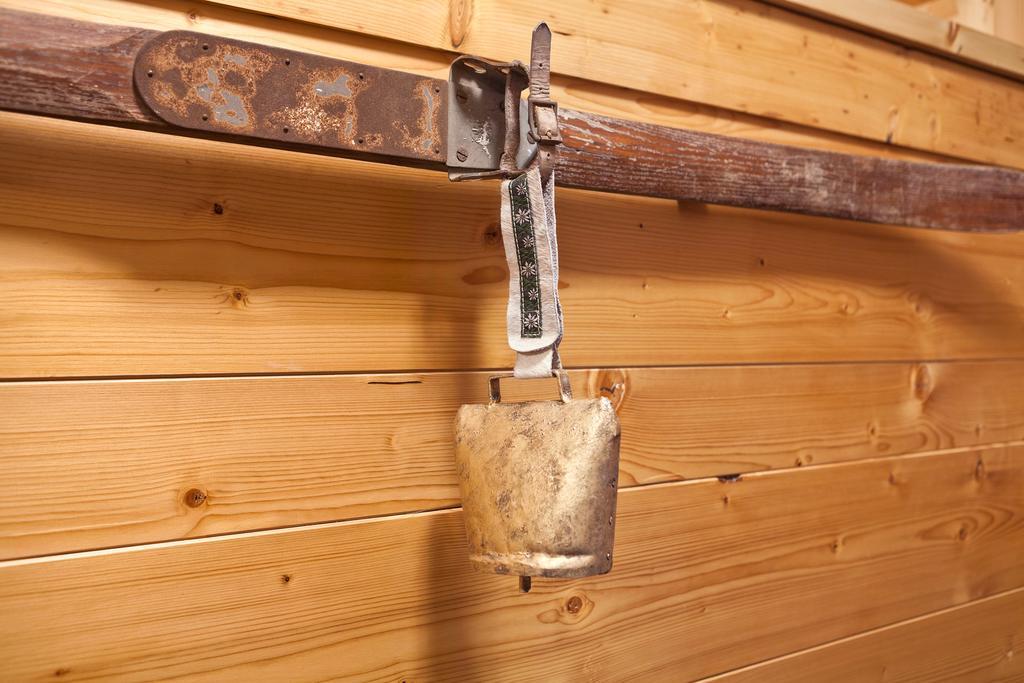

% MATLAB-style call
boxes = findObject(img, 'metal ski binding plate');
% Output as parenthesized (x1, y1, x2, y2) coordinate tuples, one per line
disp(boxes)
(446, 56, 538, 181)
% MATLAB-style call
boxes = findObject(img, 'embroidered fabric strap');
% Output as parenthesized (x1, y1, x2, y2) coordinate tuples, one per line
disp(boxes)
(499, 166, 563, 379)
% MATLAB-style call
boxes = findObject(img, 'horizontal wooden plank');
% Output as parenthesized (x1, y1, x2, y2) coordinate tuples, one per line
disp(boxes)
(1, 446, 1022, 681)
(2, 112, 1024, 377)
(0, 0, 954, 164)
(3, 360, 1024, 559)
(6, 10, 1021, 232)
(705, 587, 1024, 682)
(200, 0, 1024, 167)
(764, 0, 1024, 81)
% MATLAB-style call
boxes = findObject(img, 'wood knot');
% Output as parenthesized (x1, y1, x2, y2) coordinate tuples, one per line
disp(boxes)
(907, 292, 933, 319)
(448, 0, 472, 48)
(912, 364, 933, 402)
(482, 222, 501, 246)
(537, 593, 594, 624)
(212, 202, 224, 215)
(281, 574, 292, 584)
(947, 21, 960, 45)
(227, 287, 251, 308)
(594, 369, 627, 412)
(184, 488, 207, 508)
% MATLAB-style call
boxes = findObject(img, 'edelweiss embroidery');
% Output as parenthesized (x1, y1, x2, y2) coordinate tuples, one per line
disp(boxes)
(508, 174, 542, 338)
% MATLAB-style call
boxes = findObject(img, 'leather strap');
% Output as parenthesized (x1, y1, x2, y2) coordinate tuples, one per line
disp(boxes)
(496, 23, 565, 379)
(529, 24, 553, 103)
(529, 23, 561, 183)
(499, 65, 529, 175)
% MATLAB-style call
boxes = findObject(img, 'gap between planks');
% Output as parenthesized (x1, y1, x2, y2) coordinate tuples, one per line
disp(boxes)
(698, 584, 1024, 681)
(4, 356, 1024, 384)
(4, 360, 1023, 559)
(1, 443, 1021, 680)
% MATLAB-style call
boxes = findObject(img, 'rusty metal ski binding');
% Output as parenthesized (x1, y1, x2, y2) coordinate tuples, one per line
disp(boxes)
(132, 24, 557, 181)
(446, 24, 560, 181)
(134, 31, 447, 164)
(446, 55, 537, 180)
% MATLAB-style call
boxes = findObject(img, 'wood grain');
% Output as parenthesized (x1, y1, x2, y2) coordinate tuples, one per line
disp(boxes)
(994, 0, 1024, 47)
(3, 360, 1023, 559)
(201, 0, 1024, 167)
(0, 10, 157, 124)
(0, 0, 952, 164)
(2, 112, 1024, 377)
(7, 10, 1016, 231)
(764, 0, 1024, 80)
(558, 108, 1024, 232)
(705, 587, 1024, 682)
(0, 1, 1019, 679)
(1, 446, 1022, 681)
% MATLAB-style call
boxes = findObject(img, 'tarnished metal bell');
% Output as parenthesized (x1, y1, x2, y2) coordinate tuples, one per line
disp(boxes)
(454, 372, 621, 587)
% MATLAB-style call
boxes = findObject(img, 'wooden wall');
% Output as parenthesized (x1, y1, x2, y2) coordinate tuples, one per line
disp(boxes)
(1, 0, 1022, 680)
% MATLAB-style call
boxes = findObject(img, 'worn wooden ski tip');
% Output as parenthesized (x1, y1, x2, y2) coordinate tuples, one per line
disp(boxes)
(0, 8, 1021, 233)
(557, 109, 1024, 233)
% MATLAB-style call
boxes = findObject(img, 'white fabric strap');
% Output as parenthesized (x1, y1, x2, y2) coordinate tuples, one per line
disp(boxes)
(499, 166, 563, 379)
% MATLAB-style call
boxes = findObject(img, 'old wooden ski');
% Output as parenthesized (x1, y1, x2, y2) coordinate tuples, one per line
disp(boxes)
(0, 8, 1021, 233)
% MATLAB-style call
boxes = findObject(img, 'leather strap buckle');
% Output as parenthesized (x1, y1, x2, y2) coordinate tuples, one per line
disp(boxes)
(527, 23, 561, 182)
(447, 22, 560, 182)
(528, 99, 561, 145)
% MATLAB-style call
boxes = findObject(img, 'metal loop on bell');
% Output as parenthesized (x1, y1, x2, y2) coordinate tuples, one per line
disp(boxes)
(488, 370, 573, 404)
(555, 369, 573, 402)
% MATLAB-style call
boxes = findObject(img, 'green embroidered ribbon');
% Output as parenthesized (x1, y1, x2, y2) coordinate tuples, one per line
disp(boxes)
(500, 167, 562, 378)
